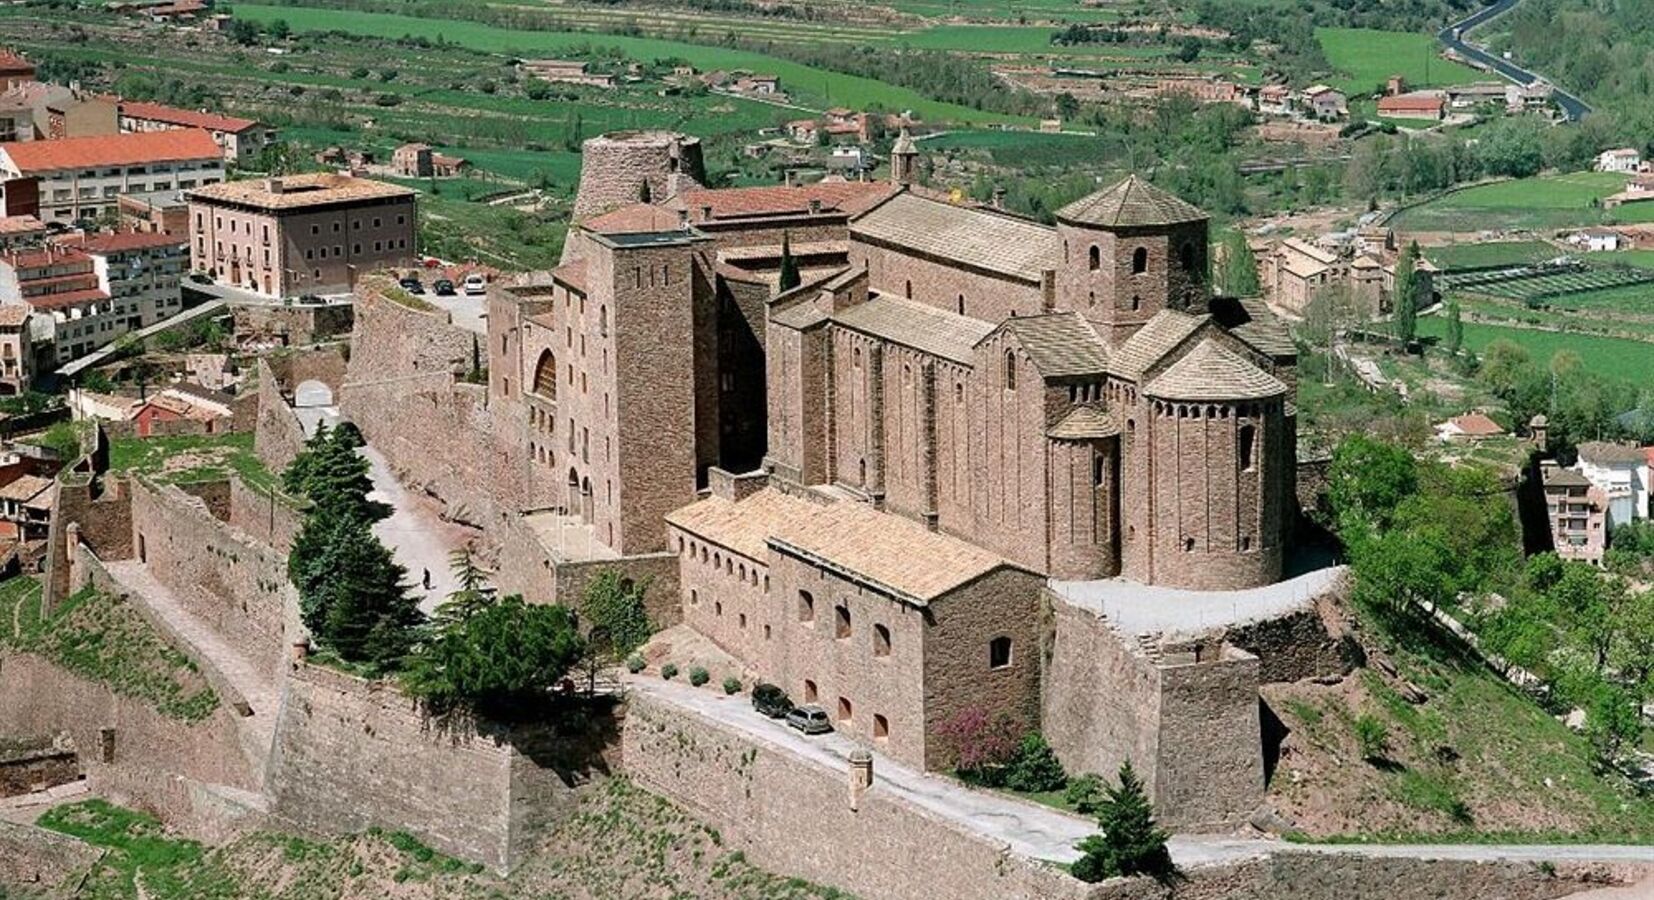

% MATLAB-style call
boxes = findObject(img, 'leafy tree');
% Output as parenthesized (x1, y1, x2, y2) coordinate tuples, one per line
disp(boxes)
(267, 18, 290, 40)
(432, 546, 494, 628)
(778, 230, 801, 292)
(1004, 733, 1068, 793)
(936, 707, 1021, 785)
(581, 570, 652, 656)
(1216, 229, 1259, 297)
(1327, 434, 1418, 537)
(402, 596, 585, 720)
(298, 518, 421, 667)
(1393, 241, 1420, 345)
(228, 18, 261, 46)
(1445, 300, 1463, 355)
(1071, 761, 1174, 883)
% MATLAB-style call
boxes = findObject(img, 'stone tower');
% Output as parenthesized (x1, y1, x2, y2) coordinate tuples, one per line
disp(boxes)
(571, 131, 706, 222)
(890, 128, 918, 186)
(1054, 175, 1210, 346)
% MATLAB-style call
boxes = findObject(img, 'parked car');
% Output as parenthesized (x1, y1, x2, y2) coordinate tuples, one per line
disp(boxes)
(398, 276, 425, 294)
(187, 272, 212, 285)
(752, 683, 793, 718)
(462, 272, 488, 295)
(785, 705, 832, 735)
(433, 278, 456, 296)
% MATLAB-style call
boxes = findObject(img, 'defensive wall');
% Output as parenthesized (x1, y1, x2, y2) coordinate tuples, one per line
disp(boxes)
(0, 819, 104, 893)
(264, 660, 617, 873)
(492, 513, 682, 626)
(233, 302, 354, 348)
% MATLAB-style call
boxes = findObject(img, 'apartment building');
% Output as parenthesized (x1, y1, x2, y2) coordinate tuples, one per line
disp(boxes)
(187, 173, 416, 297)
(117, 100, 276, 163)
(1542, 461, 1607, 566)
(0, 128, 223, 223)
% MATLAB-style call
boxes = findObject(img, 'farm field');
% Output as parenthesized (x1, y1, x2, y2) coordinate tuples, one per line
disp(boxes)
(232, 3, 1024, 124)
(1424, 240, 1559, 270)
(1392, 171, 1631, 231)
(1441, 264, 1654, 304)
(1316, 27, 1489, 95)
(1417, 316, 1654, 379)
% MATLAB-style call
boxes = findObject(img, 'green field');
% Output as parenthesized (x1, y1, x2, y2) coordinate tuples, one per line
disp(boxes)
(1393, 172, 1631, 231)
(1424, 240, 1558, 270)
(233, 4, 1022, 124)
(1316, 27, 1488, 94)
(1418, 317, 1654, 378)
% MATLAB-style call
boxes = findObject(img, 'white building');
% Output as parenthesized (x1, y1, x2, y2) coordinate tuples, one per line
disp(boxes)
(0, 129, 223, 224)
(1597, 148, 1642, 174)
(1574, 441, 1647, 529)
(1569, 228, 1622, 252)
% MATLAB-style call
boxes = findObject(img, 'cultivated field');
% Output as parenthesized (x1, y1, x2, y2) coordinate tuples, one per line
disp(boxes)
(1393, 172, 1631, 231)
(1424, 240, 1559, 270)
(1417, 316, 1654, 377)
(1317, 27, 1490, 95)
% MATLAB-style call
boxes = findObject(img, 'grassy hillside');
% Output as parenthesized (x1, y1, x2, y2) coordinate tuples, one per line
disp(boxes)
(1415, 317, 1654, 385)
(1394, 172, 1631, 231)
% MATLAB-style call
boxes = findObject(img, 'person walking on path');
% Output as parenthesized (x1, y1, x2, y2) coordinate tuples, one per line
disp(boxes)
(422, 568, 432, 590)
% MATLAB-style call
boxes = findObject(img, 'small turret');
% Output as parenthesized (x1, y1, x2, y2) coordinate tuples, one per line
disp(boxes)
(890, 128, 918, 187)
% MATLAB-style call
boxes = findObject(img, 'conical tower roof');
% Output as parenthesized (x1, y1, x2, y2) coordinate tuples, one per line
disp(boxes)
(1056, 174, 1207, 228)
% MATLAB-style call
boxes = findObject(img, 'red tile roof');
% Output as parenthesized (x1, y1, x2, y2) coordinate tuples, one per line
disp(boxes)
(551, 258, 587, 294)
(671, 181, 895, 221)
(1446, 412, 1503, 436)
(0, 215, 44, 236)
(28, 288, 108, 310)
(0, 128, 221, 174)
(0, 305, 30, 326)
(0, 53, 32, 75)
(118, 100, 259, 134)
(583, 203, 684, 235)
(1378, 94, 1444, 115)
(2, 246, 92, 269)
(53, 231, 187, 254)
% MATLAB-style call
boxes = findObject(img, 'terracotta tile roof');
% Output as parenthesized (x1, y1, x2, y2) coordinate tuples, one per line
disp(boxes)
(1056, 175, 1206, 229)
(993, 312, 1109, 377)
(582, 203, 683, 235)
(672, 181, 895, 222)
(1543, 466, 1592, 489)
(0, 53, 32, 74)
(665, 487, 822, 560)
(0, 305, 30, 326)
(0, 128, 221, 174)
(851, 191, 1059, 283)
(0, 215, 43, 236)
(833, 294, 994, 365)
(187, 173, 413, 210)
(1578, 441, 1645, 465)
(1215, 297, 1295, 360)
(1109, 309, 1206, 381)
(769, 300, 828, 330)
(53, 231, 186, 254)
(1378, 93, 1444, 114)
(118, 99, 259, 134)
(1048, 405, 1118, 440)
(550, 258, 587, 294)
(0, 474, 50, 503)
(1144, 339, 1285, 401)
(891, 128, 917, 155)
(1444, 412, 1503, 436)
(1278, 237, 1337, 265)
(769, 500, 1013, 603)
(1, 245, 92, 269)
(28, 288, 108, 310)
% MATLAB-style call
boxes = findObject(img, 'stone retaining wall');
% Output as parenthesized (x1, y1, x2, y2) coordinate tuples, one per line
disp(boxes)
(0, 819, 104, 895)
(253, 358, 309, 475)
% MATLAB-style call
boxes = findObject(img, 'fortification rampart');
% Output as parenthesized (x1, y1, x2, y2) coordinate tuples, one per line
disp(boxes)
(0, 819, 105, 892)
(254, 359, 309, 475)
(226, 474, 305, 556)
(264, 661, 615, 873)
(492, 513, 681, 623)
(234, 303, 354, 347)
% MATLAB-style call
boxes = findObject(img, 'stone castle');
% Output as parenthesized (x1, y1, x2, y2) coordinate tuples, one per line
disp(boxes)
(478, 129, 1320, 824)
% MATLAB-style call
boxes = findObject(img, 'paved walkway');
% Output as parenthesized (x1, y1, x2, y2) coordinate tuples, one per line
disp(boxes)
(102, 560, 280, 752)
(627, 674, 1654, 873)
(1051, 561, 1345, 638)
(362, 445, 475, 614)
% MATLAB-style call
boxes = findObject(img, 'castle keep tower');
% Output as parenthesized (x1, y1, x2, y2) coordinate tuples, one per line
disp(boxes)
(1055, 175, 1210, 346)
(571, 131, 706, 222)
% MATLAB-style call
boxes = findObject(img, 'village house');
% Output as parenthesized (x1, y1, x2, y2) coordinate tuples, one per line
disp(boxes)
(391, 143, 467, 178)
(117, 189, 189, 235)
(131, 383, 234, 436)
(0, 472, 52, 541)
(1574, 441, 1648, 528)
(0, 304, 30, 394)
(1597, 147, 1642, 174)
(1256, 84, 1293, 117)
(1568, 228, 1622, 253)
(518, 59, 616, 89)
(1435, 411, 1505, 443)
(0, 214, 43, 248)
(187, 172, 416, 298)
(0, 50, 33, 93)
(0, 128, 223, 223)
(1378, 91, 1446, 121)
(1542, 461, 1607, 566)
(116, 99, 275, 164)
(1301, 85, 1347, 120)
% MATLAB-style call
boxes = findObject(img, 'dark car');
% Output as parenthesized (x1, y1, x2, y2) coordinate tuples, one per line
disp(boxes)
(398, 276, 425, 294)
(433, 278, 457, 296)
(752, 683, 793, 719)
(785, 705, 832, 736)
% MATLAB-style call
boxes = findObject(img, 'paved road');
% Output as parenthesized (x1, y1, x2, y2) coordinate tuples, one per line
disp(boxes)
(1438, 0, 1591, 120)
(628, 674, 1654, 873)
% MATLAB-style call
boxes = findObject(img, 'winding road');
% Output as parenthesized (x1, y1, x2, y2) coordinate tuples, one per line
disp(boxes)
(1437, 0, 1591, 120)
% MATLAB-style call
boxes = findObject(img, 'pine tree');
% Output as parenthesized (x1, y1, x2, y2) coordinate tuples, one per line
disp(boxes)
(432, 545, 495, 628)
(1071, 761, 1174, 883)
(314, 520, 421, 666)
(778, 230, 801, 292)
(1394, 240, 1420, 346)
(1445, 300, 1463, 355)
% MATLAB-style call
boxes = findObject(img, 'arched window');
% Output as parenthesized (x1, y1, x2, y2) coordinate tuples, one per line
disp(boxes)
(1132, 247, 1148, 274)
(1088, 245, 1101, 271)
(989, 636, 1013, 669)
(798, 590, 815, 622)
(804, 679, 818, 703)
(837, 696, 853, 723)
(1004, 350, 1017, 391)
(873, 623, 891, 657)
(873, 714, 889, 740)
(835, 604, 851, 639)
(1239, 423, 1257, 472)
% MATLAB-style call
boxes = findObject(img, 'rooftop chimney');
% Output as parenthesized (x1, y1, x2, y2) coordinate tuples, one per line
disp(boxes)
(265, 177, 285, 195)
(992, 186, 1006, 210)
(784, 169, 797, 188)
(808, 198, 822, 215)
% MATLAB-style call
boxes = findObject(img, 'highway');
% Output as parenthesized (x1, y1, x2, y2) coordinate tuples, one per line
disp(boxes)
(1437, 0, 1591, 120)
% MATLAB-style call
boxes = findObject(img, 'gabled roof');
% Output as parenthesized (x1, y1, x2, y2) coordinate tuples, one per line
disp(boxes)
(550, 259, 588, 294)
(851, 191, 1058, 284)
(1108, 309, 1206, 381)
(0, 474, 50, 502)
(118, 99, 259, 133)
(834, 295, 994, 365)
(1578, 441, 1644, 465)
(1144, 339, 1286, 402)
(671, 181, 894, 222)
(1, 128, 221, 173)
(665, 488, 822, 560)
(582, 203, 684, 235)
(1048, 405, 1118, 440)
(1211, 296, 1295, 360)
(52, 231, 186, 254)
(991, 312, 1108, 377)
(1055, 175, 1206, 229)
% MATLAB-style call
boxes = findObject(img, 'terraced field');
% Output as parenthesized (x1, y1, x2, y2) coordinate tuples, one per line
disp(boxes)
(1393, 172, 1632, 232)
(1417, 316, 1654, 377)
(1441, 263, 1654, 303)
(1424, 240, 1559, 271)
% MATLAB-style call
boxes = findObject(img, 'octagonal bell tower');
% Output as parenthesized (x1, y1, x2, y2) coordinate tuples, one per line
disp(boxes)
(1055, 175, 1211, 347)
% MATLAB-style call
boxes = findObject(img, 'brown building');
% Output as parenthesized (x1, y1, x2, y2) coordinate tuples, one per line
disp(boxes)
(117, 99, 276, 164)
(187, 173, 417, 297)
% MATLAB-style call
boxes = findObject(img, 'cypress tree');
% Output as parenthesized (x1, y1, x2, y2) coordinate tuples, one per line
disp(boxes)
(1446, 300, 1463, 355)
(778, 230, 801, 292)
(1394, 241, 1420, 346)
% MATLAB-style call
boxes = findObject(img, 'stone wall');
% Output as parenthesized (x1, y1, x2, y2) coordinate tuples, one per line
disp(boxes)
(227, 474, 305, 556)
(129, 478, 297, 678)
(491, 514, 680, 627)
(347, 275, 473, 381)
(264, 661, 613, 873)
(0, 819, 104, 894)
(234, 302, 353, 347)
(253, 358, 308, 475)
(44, 470, 133, 609)
(0, 737, 79, 797)
(1222, 579, 1357, 684)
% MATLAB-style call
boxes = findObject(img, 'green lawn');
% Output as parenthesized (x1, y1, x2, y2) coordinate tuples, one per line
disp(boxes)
(233, 4, 1024, 124)
(1317, 27, 1489, 95)
(108, 432, 278, 494)
(1418, 317, 1654, 379)
(1394, 172, 1631, 232)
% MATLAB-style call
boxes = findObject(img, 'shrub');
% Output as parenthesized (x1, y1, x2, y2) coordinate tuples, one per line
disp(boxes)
(1005, 733, 1067, 793)
(660, 663, 678, 680)
(582, 570, 653, 656)
(936, 707, 1020, 786)
(689, 666, 710, 687)
(1355, 714, 1390, 762)
(625, 653, 646, 674)
(1064, 773, 1104, 815)
(400, 597, 584, 721)
(722, 676, 741, 695)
